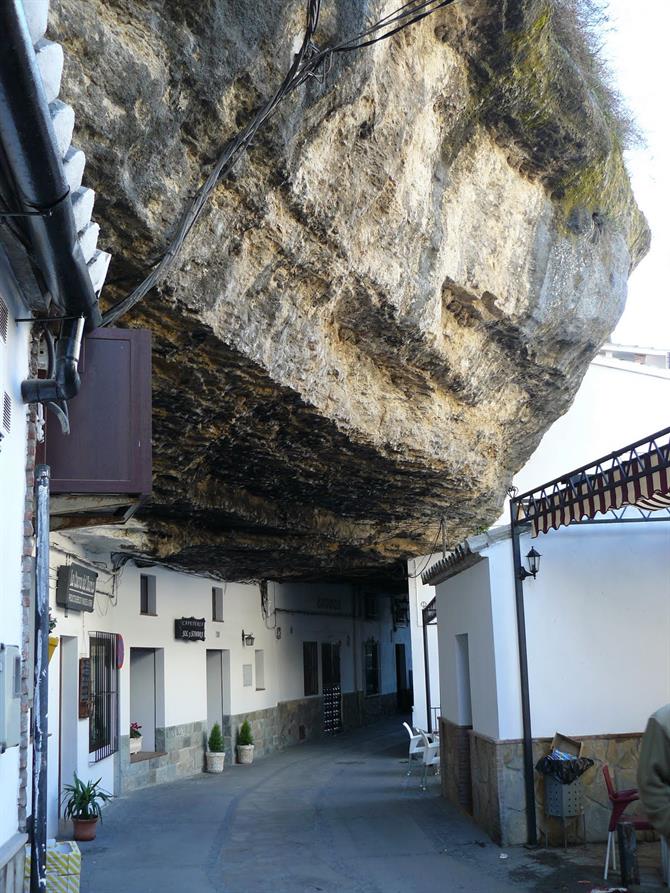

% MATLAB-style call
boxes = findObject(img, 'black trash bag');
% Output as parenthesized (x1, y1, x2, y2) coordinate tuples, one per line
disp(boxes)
(535, 755, 594, 784)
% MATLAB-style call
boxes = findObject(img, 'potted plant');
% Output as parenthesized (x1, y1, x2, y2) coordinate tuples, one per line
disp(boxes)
(236, 720, 254, 764)
(62, 773, 111, 841)
(129, 721, 143, 755)
(206, 722, 226, 773)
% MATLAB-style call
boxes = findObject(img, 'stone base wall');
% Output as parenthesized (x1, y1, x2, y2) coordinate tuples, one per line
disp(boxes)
(439, 718, 473, 813)
(342, 692, 398, 730)
(118, 692, 402, 790)
(226, 696, 323, 759)
(449, 730, 646, 847)
(119, 720, 207, 793)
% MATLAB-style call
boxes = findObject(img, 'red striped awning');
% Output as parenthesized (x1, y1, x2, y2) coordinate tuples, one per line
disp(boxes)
(514, 426, 670, 537)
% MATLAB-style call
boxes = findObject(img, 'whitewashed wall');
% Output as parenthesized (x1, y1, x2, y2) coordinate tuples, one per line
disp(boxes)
(45, 538, 410, 835)
(0, 288, 30, 851)
(438, 519, 670, 743)
(436, 559, 500, 739)
(407, 558, 441, 730)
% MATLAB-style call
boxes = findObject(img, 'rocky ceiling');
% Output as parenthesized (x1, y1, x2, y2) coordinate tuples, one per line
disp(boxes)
(49, 0, 648, 581)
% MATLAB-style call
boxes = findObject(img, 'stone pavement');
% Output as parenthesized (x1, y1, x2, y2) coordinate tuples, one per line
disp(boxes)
(78, 717, 666, 892)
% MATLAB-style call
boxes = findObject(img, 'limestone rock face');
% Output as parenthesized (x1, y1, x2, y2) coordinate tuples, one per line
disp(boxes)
(49, 0, 648, 579)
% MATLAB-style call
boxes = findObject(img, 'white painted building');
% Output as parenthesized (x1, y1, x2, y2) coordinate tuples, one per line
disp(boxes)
(0, 272, 32, 886)
(0, 1, 111, 885)
(45, 532, 411, 838)
(415, 354, 670, 845)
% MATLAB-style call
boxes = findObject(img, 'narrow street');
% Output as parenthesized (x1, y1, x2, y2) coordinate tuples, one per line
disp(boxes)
(78, 717, 630, 893)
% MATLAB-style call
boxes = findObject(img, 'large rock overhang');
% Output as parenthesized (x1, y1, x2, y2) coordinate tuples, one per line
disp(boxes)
(48, 0, 649, 580)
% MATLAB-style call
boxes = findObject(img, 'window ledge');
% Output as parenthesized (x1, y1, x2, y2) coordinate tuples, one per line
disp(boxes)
(140, 612, 158, 617)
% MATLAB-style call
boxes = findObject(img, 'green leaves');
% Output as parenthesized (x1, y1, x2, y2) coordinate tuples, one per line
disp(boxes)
(62, 773, 112, 821)
(237, 720, 254, 746)
(208, 722, 224, 753)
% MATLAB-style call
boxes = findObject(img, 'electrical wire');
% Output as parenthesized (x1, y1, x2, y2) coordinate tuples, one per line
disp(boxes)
(405, 518, 445, 579)
(101, 0, 455, 326)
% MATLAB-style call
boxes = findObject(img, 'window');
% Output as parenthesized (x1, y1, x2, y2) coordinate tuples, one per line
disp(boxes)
(364, 594, 377, 620)
(255, 650, 265, 690)
(140, 574, 156, 615)
(89, 632, 119, 762)
(303, 642, 318, 696)
(212, 586, 224, 621)
(364, 639, 380, 696)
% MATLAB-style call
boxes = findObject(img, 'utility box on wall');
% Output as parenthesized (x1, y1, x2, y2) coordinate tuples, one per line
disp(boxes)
(0, 643, 21, 752)
(40, 327, 152, 526)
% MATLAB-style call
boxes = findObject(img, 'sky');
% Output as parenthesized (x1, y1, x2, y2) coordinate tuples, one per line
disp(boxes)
(603, 0, 670, 348)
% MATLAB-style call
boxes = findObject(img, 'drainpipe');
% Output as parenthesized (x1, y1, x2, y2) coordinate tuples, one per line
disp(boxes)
(510, 503, 538, 846)
(0, 1, 101, 425)
(421, 605, 432, 734)
(31, 465, 50, 893)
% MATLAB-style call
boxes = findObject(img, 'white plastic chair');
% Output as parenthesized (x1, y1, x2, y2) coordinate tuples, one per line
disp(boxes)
(402, 722, 425, 775)
(419, 729, 440, 790)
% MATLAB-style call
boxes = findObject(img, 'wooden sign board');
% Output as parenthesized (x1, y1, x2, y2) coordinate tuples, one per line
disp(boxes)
(56, 563, 97, 612)
(78, 658, 91, 719)
(174, 617, 206, 642)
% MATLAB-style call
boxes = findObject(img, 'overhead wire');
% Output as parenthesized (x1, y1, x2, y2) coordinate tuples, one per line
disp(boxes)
(405, 518, 445, 579)
(101, 0, 455, 326)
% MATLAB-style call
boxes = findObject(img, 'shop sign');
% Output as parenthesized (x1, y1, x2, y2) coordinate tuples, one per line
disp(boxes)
(175, 617, 206, 641)
(56, 564, 97, 612)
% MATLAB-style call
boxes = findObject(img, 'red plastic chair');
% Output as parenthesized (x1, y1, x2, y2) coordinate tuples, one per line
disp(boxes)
(603, 765, 653, 879)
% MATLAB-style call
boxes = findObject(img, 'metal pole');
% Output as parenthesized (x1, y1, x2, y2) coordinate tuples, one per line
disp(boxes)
(31, 464, 50, 893)
(422, 607, 432, 734)
(510, 503, 538, 846)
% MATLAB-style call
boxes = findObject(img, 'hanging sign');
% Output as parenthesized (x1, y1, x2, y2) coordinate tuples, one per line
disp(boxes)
(56, 564, 97, 612)
(78, 658, 91, 719)
(174, 617, 206, 641)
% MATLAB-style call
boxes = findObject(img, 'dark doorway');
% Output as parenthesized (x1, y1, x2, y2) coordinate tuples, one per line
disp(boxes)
(321, 643, 342, 734)
(395, 643, 411, 712)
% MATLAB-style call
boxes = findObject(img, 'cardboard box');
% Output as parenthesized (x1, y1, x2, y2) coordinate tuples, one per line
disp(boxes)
(551, 732, 584, 758)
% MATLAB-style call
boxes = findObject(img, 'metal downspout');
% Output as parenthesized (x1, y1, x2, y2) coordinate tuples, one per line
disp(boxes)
(31, 465, 50, 892)
(422, 604, 432, 734)
(510, 501, 538, 846)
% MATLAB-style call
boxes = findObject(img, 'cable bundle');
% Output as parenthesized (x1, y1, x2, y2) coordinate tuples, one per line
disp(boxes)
(102, 0, 455, 325)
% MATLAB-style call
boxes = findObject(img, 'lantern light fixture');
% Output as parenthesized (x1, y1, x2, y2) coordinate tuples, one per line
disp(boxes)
(241, 630, 255, 646)
(518, 547, 542, 581)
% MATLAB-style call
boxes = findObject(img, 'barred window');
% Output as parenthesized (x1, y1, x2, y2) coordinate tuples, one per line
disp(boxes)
(364, 639, 380, 696)
(89, 632, 119, 762)
(303, 642, 318, 696)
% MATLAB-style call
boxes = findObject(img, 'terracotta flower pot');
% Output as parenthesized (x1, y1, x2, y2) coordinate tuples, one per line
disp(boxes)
(72, 817, 98, 841)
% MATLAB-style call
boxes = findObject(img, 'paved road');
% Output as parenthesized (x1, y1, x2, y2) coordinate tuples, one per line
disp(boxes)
(78, 717, 656, 893)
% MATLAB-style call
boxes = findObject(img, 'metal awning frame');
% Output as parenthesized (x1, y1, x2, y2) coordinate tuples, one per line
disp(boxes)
(509, 424, 670, 847)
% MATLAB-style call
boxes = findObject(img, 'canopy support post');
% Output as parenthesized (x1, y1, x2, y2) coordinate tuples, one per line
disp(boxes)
(510, 502, 538, 846)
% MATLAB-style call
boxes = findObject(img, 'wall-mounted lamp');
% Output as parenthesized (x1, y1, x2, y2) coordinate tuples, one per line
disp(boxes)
(518, 547, 541, 581)
(275, 626, 282, 640)
(241, 630, 255, 646)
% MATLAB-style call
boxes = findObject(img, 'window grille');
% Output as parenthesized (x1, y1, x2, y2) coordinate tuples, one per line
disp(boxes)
(2, 393, 10, 432)
(303, 641, 318, 696)
(0, 297, 7, 342)
(364, 639, 380, 696)
(89, 632, 118, 762)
